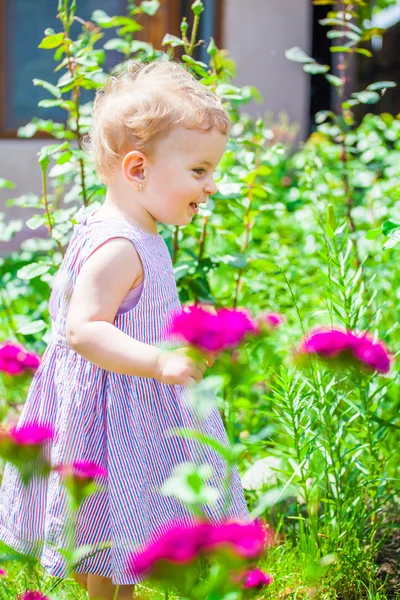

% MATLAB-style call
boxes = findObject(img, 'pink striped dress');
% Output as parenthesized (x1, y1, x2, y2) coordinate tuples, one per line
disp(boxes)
(0, 215, 249, 585)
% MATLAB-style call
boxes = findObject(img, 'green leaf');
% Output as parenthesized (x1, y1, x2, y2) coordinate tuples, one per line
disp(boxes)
(18, 122, 39, 138)
(285, 46, 313, 63)
(140, 1, 160, 15)
(330, 46, 353, 53)
(0, 178, 15, 189)
(220, 254, 248, 269)
(38, 99, 63, 108)
(352, 91, 380, 104)
(26, 215, 46, 230)
(365, 227, 381, 240)
(315, 110, 333, 124)
(18, 320, 48, 335)
(33, 79, 62, 99)
(91, 9, 115, 27)
(325, 74, 343, 87)
(383, 229, 400, 250)
(17, 263, 51, 280)
(162, 34, 185, 47)
(104, 38, 130, 53)
(38, 33, 64, 49)
(303, 63, 330, 74)
(326, 203, 337, 233)
(366, 81, 396, 91)
(382, 220, 400, 236)
(355, 48, 372, 58)
(207, 37, 217, 57)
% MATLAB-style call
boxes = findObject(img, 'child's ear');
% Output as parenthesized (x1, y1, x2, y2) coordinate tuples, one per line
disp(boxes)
(122, 151, 146, 189)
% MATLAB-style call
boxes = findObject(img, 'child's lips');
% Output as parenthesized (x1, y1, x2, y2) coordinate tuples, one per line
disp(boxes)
(189, 202, 199, 214)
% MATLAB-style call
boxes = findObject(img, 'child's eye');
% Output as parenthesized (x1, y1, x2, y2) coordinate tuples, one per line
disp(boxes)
(193, 168, 205, 175)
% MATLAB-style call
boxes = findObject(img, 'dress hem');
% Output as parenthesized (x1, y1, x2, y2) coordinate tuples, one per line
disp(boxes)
(0, 524, 145, 585)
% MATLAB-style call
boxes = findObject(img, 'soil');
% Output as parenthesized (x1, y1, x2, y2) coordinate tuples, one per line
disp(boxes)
(375, 518, 400, 599)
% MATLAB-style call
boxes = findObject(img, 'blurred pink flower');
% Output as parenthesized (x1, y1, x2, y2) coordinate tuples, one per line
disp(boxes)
(129, 519, 271, 577)
(0, 422, 54, 485)
(257, 311, 285, 329)
(0, 568, 7, 577)
(242, 568, 274, 588)
(55, 460, 107, 483)
(0, 342, 40, 376)
(299, 328, 392, 374)
(19, 592, 49, 600)
(169, 305, 258, 352)
(302, 328, 351, 357)
(204, 519, 270, 559)
(9, 423, 54, 446)
(350, 332, 391, 374)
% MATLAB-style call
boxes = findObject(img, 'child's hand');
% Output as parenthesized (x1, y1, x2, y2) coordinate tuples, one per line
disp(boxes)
(155, 348, 207, 388)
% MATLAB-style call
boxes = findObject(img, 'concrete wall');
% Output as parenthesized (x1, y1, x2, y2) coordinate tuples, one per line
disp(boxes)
(0, 140, 45, 252)
(222, 0, 312, 141)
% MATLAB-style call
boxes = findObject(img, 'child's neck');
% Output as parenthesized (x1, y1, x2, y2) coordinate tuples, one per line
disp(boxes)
(99, 184, 158, 236)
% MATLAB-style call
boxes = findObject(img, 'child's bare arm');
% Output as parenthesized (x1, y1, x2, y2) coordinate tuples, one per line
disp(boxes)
(66, 239, 205, 385)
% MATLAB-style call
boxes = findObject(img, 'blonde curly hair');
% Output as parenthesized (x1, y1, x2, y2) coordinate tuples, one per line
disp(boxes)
(87, 57, 231, 182)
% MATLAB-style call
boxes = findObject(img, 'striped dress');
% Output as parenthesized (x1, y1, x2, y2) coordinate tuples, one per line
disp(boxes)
(0, 215, 250, 585)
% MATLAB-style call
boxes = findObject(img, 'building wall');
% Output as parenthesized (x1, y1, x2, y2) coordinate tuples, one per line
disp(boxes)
(222, 0, 312, 141)
(0, 0, 313, 252)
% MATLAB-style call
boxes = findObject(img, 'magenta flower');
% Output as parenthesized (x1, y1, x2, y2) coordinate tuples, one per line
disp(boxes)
(55, 461, 108, 509)
(204, 520, 270, 559)
(55, 461, 108, 483)
(128, 519, 271, 577)
(257, 311, 285, 330)
(19, 591, 49, 600)
(9, 423, 54, 446)
(299, 327, 392, 374)
(169, 305, 258, 353)
(301, 328, 351, 357)
(0, 568, 7, 577)
(0, 342, 40, 376)
(0, 422, 54, 485)
(241, 568, 274, 589)
(350, 332, 392, 374)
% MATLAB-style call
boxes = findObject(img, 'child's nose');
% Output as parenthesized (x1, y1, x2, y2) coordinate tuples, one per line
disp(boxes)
(205, 179, 218, 195)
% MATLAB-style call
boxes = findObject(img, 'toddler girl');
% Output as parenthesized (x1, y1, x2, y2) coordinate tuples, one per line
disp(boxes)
(0, 59, 249, 599)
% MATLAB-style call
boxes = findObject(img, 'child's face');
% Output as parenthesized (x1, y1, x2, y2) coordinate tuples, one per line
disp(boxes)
(143, 126, 227, 227)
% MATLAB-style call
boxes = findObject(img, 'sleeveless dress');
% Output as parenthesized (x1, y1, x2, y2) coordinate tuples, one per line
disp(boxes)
(0, 215, 250, 585)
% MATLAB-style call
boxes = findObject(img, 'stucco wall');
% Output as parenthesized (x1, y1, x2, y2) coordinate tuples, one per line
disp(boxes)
(222, 0, 312, 141)
(0, 140, 45, 252)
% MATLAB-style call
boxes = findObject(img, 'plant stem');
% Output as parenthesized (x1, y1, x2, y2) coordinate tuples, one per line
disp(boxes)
(188, 13, 201, 56)
(198, 216, 208, 262)
(42, 168, 65, 255)
(172, 226, 179, 264)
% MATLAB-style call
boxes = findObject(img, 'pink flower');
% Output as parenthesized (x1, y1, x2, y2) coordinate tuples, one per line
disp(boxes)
(55, 461, 108, 483)
(204, 520, 270, 559)
(128, 519, 271, 577)
(349, 332, 391, 374)
(9, 423, 54, 446)
(0, 568, 7, 577)
(299, 327, 392, 374)
(169, 305, 258, 353)
(257, 311, 285, 329)
(0, 342, 40, 376)
(19, 592, 49, 600)
(302, 328, 351, 357)
(241, 568, 273, 588)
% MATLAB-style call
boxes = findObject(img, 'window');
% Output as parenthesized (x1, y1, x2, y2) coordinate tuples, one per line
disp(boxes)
(0, 0, 222, 138)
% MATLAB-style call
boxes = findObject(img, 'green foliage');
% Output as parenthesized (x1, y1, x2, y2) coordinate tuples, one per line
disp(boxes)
(1, 0, 400, 598)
